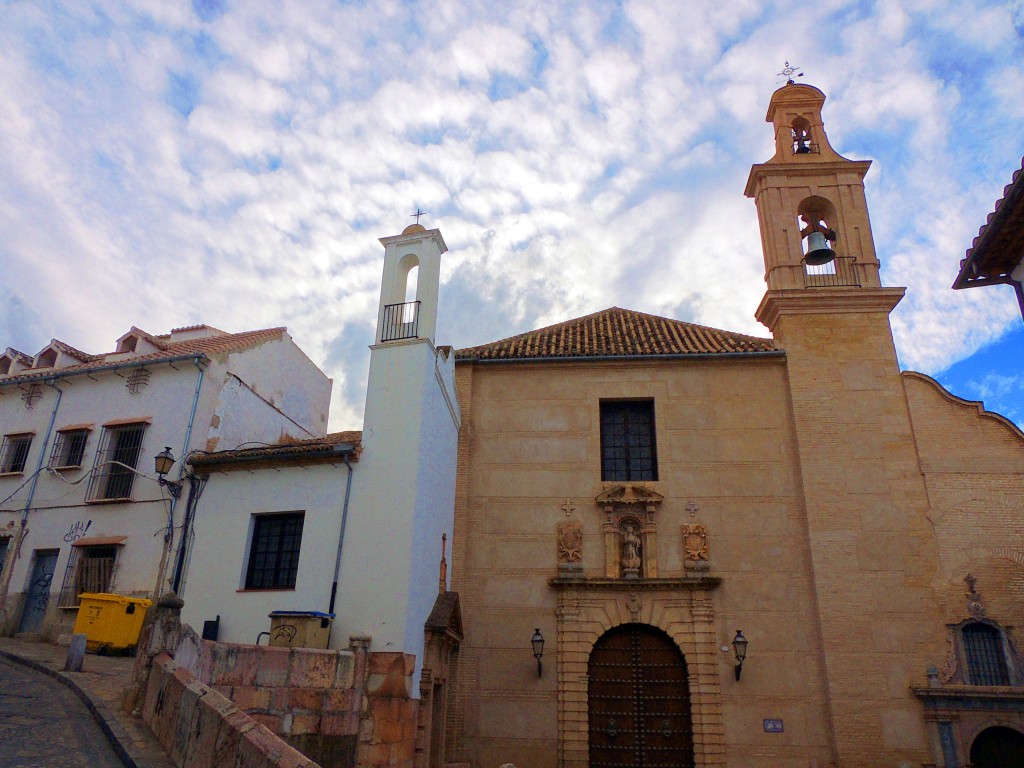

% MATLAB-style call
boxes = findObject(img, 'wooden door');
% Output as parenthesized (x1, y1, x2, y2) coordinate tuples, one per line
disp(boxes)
(588, 624, 694, 768)
(971, 726, 1024, 768)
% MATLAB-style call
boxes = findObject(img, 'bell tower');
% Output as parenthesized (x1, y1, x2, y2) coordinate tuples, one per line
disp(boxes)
(745, 83, 943, 764)
(375, 223, 446, 345)
(334, 221, 460, 693)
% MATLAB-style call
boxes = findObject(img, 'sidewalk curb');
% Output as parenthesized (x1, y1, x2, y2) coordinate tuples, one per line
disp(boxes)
(0, 648, 139, 768)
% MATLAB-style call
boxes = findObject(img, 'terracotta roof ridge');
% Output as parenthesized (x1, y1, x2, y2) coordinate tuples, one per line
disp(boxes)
(455, 306, 772, 361)
(49, 339, 100, 361)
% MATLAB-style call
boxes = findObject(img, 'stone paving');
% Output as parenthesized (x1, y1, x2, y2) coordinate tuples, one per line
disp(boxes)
(0, 655, 122, 767)
(0, 638, 175, 768)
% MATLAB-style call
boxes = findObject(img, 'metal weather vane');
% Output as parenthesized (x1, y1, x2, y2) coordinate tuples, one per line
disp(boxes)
(777, 61, 805, 85)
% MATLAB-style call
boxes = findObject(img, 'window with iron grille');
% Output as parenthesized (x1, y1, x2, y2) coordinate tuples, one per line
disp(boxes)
(87, 423, 147, 501)
(57, 544, 119, 607)
(600, 401, 658, 481)
(50, 429, 90, 469)
(0, 433, 33, 474)
(245, 512, 304, 590)
(963, 622, 1010, 686)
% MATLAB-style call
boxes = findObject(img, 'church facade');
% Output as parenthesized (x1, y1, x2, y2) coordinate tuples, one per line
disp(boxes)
(443, 83, 1024, 768)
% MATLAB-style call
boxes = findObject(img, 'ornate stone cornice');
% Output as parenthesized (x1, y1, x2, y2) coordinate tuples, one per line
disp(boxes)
(549, 576, 721, 591)
(595, 484, 664, 508)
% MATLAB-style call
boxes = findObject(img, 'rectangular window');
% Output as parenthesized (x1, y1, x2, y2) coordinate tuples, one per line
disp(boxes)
(50, 429, 90, 469)
(87, 423, 147, 501)
(57, 544, 119, 607)
(0, 433, 33, 474)
(0, 538, 9, 574)
(245, 512, 304, 590)
(600, 400, 658, 481)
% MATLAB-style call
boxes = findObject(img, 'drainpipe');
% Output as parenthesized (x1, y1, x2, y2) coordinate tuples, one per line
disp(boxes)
(327, 453, 355, 627)
(0, 380, 62, 613)
(153, 357, 205, 599)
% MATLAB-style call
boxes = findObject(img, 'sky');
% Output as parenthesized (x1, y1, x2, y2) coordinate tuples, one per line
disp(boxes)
(1, 0, 1022, 431)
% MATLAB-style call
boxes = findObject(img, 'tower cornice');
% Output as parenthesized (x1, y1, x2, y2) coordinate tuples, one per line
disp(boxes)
(755, 287, 905, 331)
(745, 159, 873, 197)
(378, 227, 448, 254)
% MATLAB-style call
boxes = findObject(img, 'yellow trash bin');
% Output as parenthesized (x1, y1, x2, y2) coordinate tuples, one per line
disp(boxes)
(72, 593, 153, 655)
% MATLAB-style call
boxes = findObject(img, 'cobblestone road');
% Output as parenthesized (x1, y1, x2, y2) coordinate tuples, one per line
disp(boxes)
(0, 656, 124, 768)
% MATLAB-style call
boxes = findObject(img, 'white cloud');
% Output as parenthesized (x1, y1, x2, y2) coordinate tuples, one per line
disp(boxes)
(1, 0, 1021, 430)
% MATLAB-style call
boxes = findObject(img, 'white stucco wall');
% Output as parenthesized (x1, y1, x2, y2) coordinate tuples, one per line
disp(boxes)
(0, 332, 332, 637)
(180, 462, 351, 644)
(216, 334, 332, 440)
(333, 340, 459, 687)
(0, 362, 207, 633)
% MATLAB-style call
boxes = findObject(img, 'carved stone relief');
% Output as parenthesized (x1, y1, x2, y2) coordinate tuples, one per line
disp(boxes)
(557, 520, 583, 577)
(681, 524, 709, 572)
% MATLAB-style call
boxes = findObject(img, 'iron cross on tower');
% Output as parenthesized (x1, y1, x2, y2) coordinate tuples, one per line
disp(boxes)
(777, 61, 804, 85)
(411, 208, 428, 224)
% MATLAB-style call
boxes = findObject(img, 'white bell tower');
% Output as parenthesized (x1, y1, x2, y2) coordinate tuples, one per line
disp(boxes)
(375, 223, 447, 345)
(333, 222, 460, 696)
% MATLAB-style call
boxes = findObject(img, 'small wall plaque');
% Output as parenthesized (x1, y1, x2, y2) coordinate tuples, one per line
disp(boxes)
(763, 719, 784, 733)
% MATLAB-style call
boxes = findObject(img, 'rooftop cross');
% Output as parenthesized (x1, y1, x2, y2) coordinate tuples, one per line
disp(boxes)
(411, 208, 428, 225)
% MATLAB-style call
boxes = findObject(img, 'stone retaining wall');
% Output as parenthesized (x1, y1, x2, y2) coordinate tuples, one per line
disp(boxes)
(128, 595, 421, 768)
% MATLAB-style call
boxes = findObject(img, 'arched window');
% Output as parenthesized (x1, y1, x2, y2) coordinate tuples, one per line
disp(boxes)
(963, 622, 1010, 686)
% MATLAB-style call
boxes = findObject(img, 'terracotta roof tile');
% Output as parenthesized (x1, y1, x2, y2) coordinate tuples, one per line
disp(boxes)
(50, 340, 100, 361)
(0, 327, 287, 385)
(455, 307, 775, 361)
(955, 157, 1024, 288)
(189, 430, 362, 466)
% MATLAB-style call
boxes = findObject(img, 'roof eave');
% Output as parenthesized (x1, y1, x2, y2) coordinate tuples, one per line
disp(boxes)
(455, 350, 785, 365)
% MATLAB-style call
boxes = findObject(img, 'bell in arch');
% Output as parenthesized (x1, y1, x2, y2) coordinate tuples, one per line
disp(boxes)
(804, 230, 836, 266)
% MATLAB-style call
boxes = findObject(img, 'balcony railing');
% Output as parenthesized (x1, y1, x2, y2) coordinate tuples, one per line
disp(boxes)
(803, 256, 861, 288)
(381, 301, 421, 342)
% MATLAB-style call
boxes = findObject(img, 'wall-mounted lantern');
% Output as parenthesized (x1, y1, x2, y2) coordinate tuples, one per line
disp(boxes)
(532, 628, 545, 678)
(154, 447, 183, 498)
(732, 630, 748, 681)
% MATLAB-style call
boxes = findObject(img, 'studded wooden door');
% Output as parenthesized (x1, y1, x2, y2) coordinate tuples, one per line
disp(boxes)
(588, 624, 694, 768)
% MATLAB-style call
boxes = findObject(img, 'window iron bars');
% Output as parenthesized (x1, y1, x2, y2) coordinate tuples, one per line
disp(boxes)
(86, 423, 147, 501)
(57, 545, 117, 607)
(963, 623, 1010, 686)
(600, 401, 658, 481)
(381, 301, 421, 342)
(0, 434, 33, 473)
(50, 429, 89, 469)
(245, 513, 304, 590)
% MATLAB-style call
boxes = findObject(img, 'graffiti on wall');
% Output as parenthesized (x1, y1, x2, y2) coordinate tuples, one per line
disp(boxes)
(63, 519, 91, 543)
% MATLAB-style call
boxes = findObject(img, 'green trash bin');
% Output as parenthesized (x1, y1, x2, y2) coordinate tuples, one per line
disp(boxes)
(72, 593, 153, 654)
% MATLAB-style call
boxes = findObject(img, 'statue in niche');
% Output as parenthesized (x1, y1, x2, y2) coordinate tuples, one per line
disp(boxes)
(620, 522, 642, 578)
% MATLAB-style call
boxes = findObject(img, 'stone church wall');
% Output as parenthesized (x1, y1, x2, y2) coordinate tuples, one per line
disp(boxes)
(449, 355, 835, 768)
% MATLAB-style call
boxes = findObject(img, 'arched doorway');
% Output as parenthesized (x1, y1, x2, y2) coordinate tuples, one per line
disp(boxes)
(971, 726, 1024, 768)
(588, 623, 694, 768)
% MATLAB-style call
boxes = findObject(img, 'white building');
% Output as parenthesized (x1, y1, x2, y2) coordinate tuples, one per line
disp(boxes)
(181, 223, 461, 690)
(0, 325, 331, 639)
